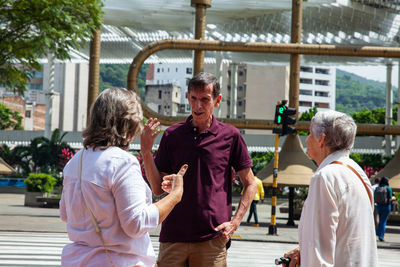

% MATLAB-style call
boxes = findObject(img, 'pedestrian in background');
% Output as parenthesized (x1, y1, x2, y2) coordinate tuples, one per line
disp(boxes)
(246, 176, 264, 227)
(60, 87, 187, 267)
(141, 72, 257, 267)
(283, 110, 378, 266)
(375, 176, 396, 242)
(372, 177, 380, 230)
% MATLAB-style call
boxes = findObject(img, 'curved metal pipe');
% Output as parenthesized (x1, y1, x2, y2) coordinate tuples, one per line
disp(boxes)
(127, 39, 400, 134)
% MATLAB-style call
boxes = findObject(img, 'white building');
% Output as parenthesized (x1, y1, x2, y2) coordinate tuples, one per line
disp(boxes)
(298, 65, 336, 113)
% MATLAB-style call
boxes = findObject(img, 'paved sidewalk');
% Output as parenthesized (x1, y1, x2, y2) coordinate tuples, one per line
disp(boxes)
(0, 193, 399, 250)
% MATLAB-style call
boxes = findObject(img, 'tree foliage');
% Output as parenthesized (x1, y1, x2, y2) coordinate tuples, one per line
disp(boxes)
(0, 0, 103, 95)
(351, 106, 397, 125)
(99, 64, 149, 100)
(336, 69, 398, 115)
(0, 103, 23, 130)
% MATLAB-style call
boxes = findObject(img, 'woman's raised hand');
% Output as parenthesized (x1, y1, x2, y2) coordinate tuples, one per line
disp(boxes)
(162, 164, 188, 199)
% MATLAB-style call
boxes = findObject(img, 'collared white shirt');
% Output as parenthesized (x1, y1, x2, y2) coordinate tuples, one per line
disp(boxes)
(60, 147, 159, 267)
(299, 150, 378, 266)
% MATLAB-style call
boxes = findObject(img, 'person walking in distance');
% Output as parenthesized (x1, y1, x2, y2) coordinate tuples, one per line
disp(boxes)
(375, 176, 396, 242)
(141, 72, 257, 267)
(246, 175, 264, 227)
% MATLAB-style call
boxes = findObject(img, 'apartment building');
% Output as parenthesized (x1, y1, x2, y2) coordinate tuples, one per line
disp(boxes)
(145, 83, 182, 116)
(0, 62, 89, 132)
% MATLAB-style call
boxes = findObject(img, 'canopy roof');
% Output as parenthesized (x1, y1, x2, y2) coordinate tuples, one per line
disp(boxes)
(72, 0, 400, 65)
(0, 157, 15, 175)
(374, 149, 400, 191)
(259, 134, 317, 187)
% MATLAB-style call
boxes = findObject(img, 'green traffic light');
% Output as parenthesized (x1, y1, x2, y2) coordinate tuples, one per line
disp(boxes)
(277, 115, 282, 124)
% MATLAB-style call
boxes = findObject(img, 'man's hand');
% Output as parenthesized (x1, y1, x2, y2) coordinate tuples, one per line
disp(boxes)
(214, 220, 240, 242)
(283, 247, 300, 267)
(162, 164, 188, 195)
(141, 118, 161, 154)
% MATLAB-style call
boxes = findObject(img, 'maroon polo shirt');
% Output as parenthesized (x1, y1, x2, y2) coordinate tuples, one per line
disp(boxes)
(155, 115, 252, 243)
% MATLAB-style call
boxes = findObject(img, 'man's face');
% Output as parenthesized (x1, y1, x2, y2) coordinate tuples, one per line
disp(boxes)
(187, 84, 221, 126)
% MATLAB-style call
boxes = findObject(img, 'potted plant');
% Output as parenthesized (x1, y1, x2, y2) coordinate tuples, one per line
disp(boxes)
(24, 173, 57, 207)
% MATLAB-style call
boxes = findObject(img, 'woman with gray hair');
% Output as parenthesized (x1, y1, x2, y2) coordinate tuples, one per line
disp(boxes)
(60, 87, 187, 267)
(283, 110, 378, 267)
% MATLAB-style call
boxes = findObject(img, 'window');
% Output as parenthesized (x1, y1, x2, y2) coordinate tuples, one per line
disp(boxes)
(300, 89, 312, 96)
(238, 101, 243, 106)
(158, 105, 161, 113)
(315, 68, 329, 75)
(299, 101, 312, 107)
(315, 102, 330, 108)
(168, 68, 170, 72)
(186, 68, 192, 74)
(186, 79, 190, 86)
(315, 91, 329, 97)
(300, 66, 313, 73)
(300, 78, 312, 84)
(162, 68, 164, 72)
(238, 86, 243, 91)
(157, 68, 160, 73)
(315, 80, 329, 86)
(158, 90, 162, 99)
(239, 71, 244, 76)
(176, 92, 178, 98)
(25, 110, 31, 118)
(176, 68, 178, 72)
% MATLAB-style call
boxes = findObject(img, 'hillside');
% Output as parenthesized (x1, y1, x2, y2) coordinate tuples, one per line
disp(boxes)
(336, 69, 398, 115)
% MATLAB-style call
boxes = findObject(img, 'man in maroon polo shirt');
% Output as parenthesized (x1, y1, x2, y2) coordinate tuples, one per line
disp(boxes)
(141, 72, 257, 267)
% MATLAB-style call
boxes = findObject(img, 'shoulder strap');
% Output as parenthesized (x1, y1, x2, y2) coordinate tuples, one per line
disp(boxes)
(79, 150, 115, 267)
(330, 161, 373, 207)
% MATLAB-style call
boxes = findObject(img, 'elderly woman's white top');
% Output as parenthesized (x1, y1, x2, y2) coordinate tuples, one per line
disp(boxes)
(60, 147, 159, 267)
(299, 150, 378, 266)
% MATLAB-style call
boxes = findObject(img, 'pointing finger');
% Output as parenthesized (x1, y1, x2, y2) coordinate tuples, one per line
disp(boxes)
(177, 164, 188, 177)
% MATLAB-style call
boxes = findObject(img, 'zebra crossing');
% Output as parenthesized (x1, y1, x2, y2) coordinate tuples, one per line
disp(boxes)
(0, 231, 398, 267)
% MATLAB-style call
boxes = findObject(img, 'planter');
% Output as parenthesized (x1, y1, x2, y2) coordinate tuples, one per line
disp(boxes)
(24, 191, 44, 207)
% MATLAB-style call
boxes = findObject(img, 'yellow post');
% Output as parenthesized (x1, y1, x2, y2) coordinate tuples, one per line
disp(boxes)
(269, 101, 281, 235)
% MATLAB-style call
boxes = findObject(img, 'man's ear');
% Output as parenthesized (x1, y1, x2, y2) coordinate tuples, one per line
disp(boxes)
(214, 94, 222, 107)
(186, 92, 189, 99)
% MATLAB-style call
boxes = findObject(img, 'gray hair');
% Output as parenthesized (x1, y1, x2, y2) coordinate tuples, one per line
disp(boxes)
(83, 87, 143, 150)
(311, 110, 356, 151)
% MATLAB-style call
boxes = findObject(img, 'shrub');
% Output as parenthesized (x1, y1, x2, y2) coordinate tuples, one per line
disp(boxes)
(24, 173, 57, 193)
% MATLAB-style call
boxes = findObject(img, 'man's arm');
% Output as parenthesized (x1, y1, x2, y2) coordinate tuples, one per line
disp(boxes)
(214, 167, 257, 241)
(140, 118, 164, 196)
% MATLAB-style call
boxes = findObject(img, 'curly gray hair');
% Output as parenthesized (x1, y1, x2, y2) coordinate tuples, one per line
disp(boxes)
(311, 110, 356, 151)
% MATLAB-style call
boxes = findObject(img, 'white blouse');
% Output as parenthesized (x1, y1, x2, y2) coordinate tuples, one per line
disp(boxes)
(299, 150, 378, 266)
(60, 147, 159, 267)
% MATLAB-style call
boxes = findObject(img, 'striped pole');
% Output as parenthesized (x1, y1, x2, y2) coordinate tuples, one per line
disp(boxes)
(268, 124, 280, 235)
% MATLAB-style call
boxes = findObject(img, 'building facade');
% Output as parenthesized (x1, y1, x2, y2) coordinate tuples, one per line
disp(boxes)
(145, 83, 182, 116)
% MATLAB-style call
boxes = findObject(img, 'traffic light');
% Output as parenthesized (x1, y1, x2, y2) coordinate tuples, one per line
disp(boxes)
(274, 103, 286, 125)
(272, 100, 297, 136)
(282, 106, 296, 135)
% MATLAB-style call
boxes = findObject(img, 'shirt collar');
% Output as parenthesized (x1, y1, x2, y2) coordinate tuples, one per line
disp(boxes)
(184, 115, 219, 136)
(317, 150, 350, 172)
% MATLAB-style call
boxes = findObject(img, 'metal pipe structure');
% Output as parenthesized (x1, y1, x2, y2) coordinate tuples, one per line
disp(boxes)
(191, 0, 211, 75)
(127, 39, 400, 134)
(289, 0, 302, 115)
(87, 29, 101, 125)
(385, 63, 393, 155)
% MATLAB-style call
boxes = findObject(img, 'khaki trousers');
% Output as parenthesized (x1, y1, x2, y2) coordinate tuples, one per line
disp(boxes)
(157, 236, 227, 267)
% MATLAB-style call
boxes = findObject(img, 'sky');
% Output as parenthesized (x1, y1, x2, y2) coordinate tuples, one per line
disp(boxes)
(337, 65, 399, 88)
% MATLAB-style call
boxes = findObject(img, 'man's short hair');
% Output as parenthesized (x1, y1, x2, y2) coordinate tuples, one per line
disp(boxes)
(188, 72, 220, 99)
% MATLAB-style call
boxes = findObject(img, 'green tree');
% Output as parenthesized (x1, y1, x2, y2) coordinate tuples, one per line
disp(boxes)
(297, 106, 318, 135)
(0, 0, 103, 95)
(0, 104, 23, 130)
